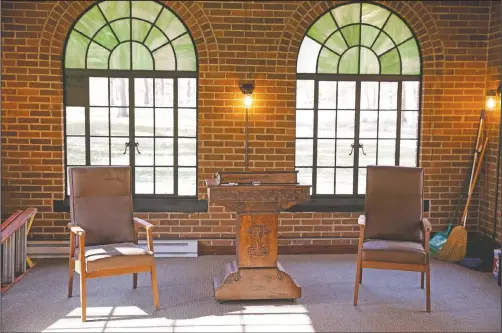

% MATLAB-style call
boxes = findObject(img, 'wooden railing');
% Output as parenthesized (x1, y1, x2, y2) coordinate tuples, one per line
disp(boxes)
(1, 208, 37, 293)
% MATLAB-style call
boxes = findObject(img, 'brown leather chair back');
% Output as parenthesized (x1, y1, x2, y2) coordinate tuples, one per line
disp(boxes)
(364, 166, 423, 243)
(69, 166, 135, 246)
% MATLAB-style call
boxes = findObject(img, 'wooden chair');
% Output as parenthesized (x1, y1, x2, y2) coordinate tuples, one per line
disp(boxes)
(353, 166, 432, 312)
(67, 166, 159, 322)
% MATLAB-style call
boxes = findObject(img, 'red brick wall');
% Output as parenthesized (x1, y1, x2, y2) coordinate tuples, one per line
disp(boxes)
(1, 1, 498, 249)
(479, 0, 501, 243)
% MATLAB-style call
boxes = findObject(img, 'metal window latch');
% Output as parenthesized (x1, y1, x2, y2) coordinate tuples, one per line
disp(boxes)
(359, 144, 367, 156)
(123, 142, 130, 154)
(349, 143, 355, 155)
(134, 142, 141, 154)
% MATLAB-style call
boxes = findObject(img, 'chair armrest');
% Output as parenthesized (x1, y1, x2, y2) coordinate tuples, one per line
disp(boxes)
(421, 218, 432, 232)
(358, 215, 366, 226)
(67, 222, 86, 235)
(134, 217, 154, 230)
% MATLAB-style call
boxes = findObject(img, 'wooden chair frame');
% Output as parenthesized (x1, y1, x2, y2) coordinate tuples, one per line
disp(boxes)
(353, 215, 432, 312)
(67, 217, 159, 322)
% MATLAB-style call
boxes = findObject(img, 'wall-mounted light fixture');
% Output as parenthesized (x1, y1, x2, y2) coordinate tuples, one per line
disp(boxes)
(240, 82, 255, 171)
(486, 88, 498, 111)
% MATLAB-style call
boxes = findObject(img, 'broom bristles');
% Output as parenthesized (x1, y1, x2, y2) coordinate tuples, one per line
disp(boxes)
(438, 225, 467, 262)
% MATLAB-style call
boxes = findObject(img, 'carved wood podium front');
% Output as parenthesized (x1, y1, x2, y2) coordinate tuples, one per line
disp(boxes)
(205, 171, 311, 301)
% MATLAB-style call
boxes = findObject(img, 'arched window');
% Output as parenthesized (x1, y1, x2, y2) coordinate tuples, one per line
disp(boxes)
(295, 2, 421, 197)
(63, 0, 197, 197)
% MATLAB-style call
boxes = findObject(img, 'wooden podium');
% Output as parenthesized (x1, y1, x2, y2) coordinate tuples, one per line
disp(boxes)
(205, 171, 311, 301)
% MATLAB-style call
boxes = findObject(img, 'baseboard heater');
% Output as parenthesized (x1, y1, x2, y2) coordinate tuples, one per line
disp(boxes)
(27, 240, 198, 258)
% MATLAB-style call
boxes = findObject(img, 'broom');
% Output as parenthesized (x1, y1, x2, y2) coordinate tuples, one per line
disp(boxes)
(438, 136, 488, 262)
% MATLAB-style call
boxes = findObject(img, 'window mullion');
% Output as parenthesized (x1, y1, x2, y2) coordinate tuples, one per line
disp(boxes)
(174, 78, 179, 196)
(353, 80, 361, 195)
(312, 80, 319, 195)
(129, 75, 136, 194)
(85, 78, 91, 166)
(396, 81, 403, 165)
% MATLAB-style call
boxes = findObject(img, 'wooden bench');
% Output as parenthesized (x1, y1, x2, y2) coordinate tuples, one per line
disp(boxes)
(1, 208, 38, 293)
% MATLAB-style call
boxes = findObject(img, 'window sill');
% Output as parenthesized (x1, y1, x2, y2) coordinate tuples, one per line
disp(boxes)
(287, 197, 430, 213)
(53, 197, 208, 213)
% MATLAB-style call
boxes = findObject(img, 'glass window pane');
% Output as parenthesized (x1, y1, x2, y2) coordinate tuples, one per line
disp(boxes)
(379, 49, 401, 74)
(135, 108, 154, 136)
(372, 33, 394, 56)
(132, 43, 154, 70)
(297, 168, 312, 187)
(336, 110, 355, 138)
(340, 25, 360, 47)
(383, 14, 412, 45)
(135, 78, 154, 107)
(155, 108, 173, 136)
(131, 19, 151, 42)
(358, 139, 377, 167)
(324, 31, 348, 55)
(179, 108, 196, 137)
(359, 47, 380, 74)
(66, 107, 85, 135)
(317, 139, 335, 166)
(89, 107, 109, 136)
(153, 44, 176, 70)
(359, 111, 378, 138)
(65, 31, 88, 68)
(155, 138, 173, 166)
(379, 82, 398, 109)
(178, 168, 196, 196)
(401, 111, 419, 139)
(109, 42, 131, 70)
(155, 79, 174, 107)
(110, 78, 129, 107)
(318, 81, 337, 109)
(332, 3, 360, 27)
(135, 167, 153, 194)
(400, 140, 417, 166)
(297, 37, 322, 73)
(296, 110, 314, 138)
(144, 26, 168, 51)
(132, 0, 162, 22)
(296, 80, 315, 109)
(317, 48, 340, 74)
(358, 168, 367, 195)
(172, 34, 196, 71)
(90, 137, 109, 165)
(66, 137, 86, 165)
(379, 111, 397, 138)
(336, 168, 353, 194)
(307, 13, 337, 43)
(378, 140, 396, 165)
(360, 82, 379, 110)
(400, 39, 421, 75)
(99, 1, 130, 23)
(75, 6, 106, 38)
(135, 138, 154, 166)
(87, 42, 110, 69)
(110, 19, 131, 43)
(89, 77, 108, 106)
(337, 82, 356, 109)
(156, 9, 187, 41)
(318, 111, 336, 138)
(110, 138, 129, 165)
(360, 25, 380, 48)
(317, 168, 335, 194)
(178, 138, 196, 166)
(110, 108, 129, 136)
(338, 47, 359, 74)
(336, 139, 354, 166)
(179, 78, 197, 107)
(295, 139, 313, 167)
(402, 81, 420, 110)
(94, 26, 119, 50)
(156, 167, 174, 194)
(361, 3, 390, 28)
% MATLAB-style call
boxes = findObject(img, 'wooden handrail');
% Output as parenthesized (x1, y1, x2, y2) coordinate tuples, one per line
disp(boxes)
(1, 210, 23, 230)
(1, 208, 37, 243)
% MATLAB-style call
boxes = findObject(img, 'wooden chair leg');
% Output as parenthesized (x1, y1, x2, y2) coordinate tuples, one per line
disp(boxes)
(133, 273, 138, 289)
(80, 272, 87, 322)
(359, 265, 363, 284)
(150, 265, 159, 310)
(353, 256, 362, 306)
(68, 259, 74, 298)
(426, 263, 431, 312)
(420, 272, 424, 289)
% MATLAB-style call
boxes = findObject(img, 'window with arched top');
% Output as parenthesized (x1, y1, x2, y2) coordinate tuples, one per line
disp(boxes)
(295, 1, 421, 197)
(63, 0, 197, 198)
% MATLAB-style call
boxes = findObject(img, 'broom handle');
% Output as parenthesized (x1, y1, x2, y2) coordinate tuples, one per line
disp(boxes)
(468, 117, 484, 196)
(462, 137, 489, 228)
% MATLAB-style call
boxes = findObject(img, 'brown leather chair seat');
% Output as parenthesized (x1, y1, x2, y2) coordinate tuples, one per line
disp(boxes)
(362, 239, 426, 265)
(75, 243, 153, 272)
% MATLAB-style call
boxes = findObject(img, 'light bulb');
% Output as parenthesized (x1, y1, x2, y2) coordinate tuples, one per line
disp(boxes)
(244, 95, 253, 108)
(486, 96, 496, 110)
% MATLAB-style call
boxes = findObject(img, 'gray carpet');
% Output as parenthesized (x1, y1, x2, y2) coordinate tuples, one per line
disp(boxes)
(1, 254, 500, 332)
